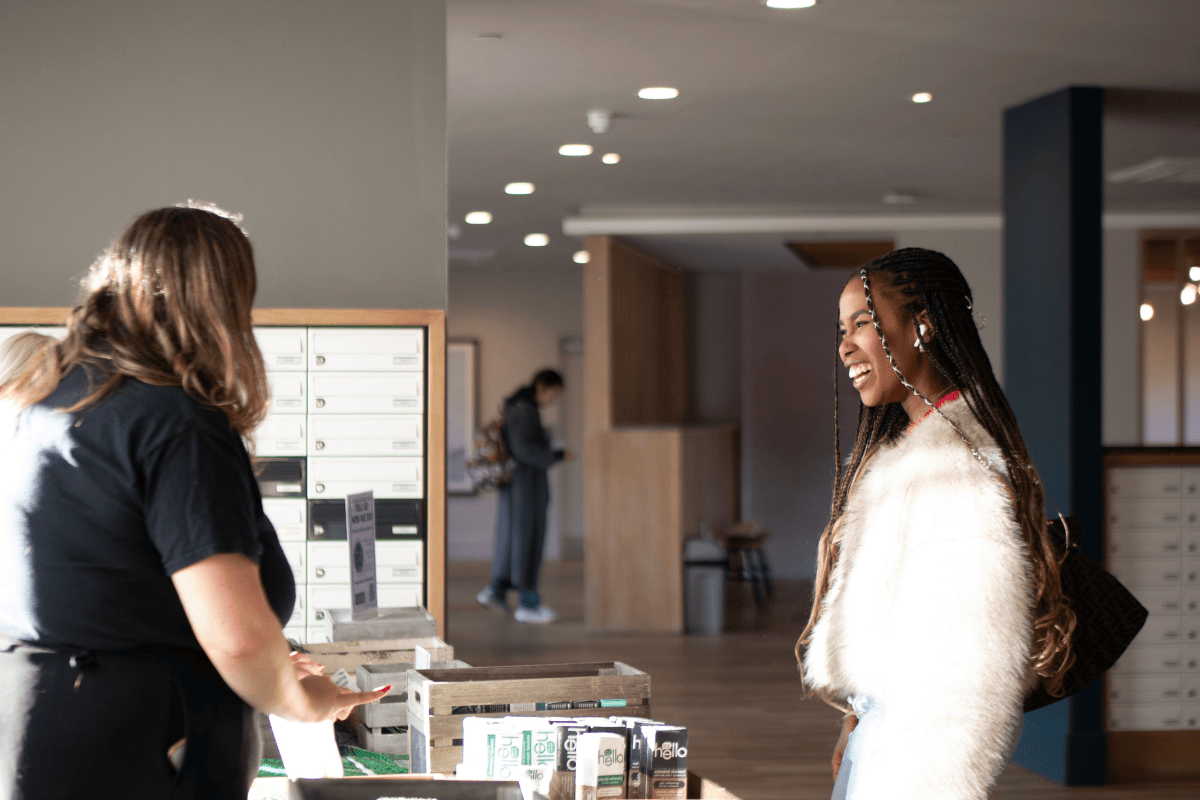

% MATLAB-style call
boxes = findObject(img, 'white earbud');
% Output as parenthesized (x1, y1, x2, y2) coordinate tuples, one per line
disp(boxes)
(914, 324, 928, 350)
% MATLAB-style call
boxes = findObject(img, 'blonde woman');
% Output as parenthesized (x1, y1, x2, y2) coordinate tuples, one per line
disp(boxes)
(0, 206, 387, 800)
(798, 248, 1075, 800)
(0, 331, 57, 399)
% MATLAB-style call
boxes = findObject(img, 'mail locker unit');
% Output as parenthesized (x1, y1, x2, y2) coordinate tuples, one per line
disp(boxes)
(249, 324, 432, 644)
(1105, 457, 1200, 743)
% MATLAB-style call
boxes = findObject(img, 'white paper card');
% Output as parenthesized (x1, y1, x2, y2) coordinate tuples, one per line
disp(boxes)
(268, 715, 344, 780)
(346, 490, 378, 621)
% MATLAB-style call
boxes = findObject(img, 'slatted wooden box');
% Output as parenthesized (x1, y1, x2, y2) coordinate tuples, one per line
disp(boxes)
(303, 637, 453, 674)
(406, 662, 652, 774)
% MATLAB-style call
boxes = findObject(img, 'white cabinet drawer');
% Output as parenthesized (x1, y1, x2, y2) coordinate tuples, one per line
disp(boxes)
(262, 498, 307, 541)
(307, 583, 423, 626)
(1110, 468, 1183, 500)
(254, 328, 307, 371)
(1186, 559, 1200, 586)
(1186, 704, 1200, 728)
(1185, 529, 1200, 556)
(1110, 558, 1183, 588)
(281, 541, 306, 584)
(308, 328, 423, 372)
(1186, 675, 1200, 701)
(1134, 587, 1183, 616)
(1132, 616, 1184, 646)
(1112, 644, 1183, 674)
(308, 541, 352, 584)
(1184, 468, 1200, 498)
(255, 414, 307, 457)
(1186, 617, 1200, 645)
(266, 373, 306, 412)
(1109, 500, 1182, 528)
(308, 457, 424, 499)
(1108, 674, 1184, 703)
(308, 373, 424, 414)
(307, 415, 423, 457)
(287, 591, 306, 629)
(1108, 528, 1182, 558)
(1108, 702, 1184, 731)
(283, 626, 306, 645)
(378, 541, 424, 582)
(1188, 646, 1200, 671)
(307, 540, 423, 584)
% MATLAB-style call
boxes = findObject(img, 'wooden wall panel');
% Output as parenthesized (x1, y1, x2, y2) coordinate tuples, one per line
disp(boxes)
(584, 428, 685, 633)
(681, 425, 740, 540)
(583, 236, 614, 434)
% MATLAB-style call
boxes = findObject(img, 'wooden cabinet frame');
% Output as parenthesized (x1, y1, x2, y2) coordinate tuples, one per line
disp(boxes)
(0, 307, 448, 639)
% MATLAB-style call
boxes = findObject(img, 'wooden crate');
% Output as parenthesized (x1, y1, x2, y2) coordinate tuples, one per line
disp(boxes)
(303, 637, 453, 674)
(357, 661, 470, 728)
(406, 662, 651, 775)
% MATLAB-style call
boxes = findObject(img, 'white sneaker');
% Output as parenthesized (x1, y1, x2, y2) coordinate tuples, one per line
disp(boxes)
(476, 587, 509, 614)
(514, 605, 558, 624)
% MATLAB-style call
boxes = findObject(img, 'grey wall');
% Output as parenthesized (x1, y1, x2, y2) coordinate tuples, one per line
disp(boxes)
(446, 265, 584, 560)
(1103, 228, 1141, 445)
(686, 271, 743, 423)
(0, 0, 447, 310)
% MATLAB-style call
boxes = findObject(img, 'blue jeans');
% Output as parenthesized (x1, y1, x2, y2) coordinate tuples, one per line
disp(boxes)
(829, 696, 1023, 800)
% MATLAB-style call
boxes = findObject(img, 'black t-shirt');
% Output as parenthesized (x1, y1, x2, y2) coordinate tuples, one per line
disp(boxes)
(0, 366, 295, 652)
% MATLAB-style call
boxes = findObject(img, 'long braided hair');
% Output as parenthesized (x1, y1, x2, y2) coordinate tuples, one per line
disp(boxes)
(797, 247, 1076, 700)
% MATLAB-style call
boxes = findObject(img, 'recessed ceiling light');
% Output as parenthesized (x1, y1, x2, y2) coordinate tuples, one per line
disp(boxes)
(573, 250, 591, 264)
(638, 87, 679, 100)
(1140, 303, 1155, 321)
(505, 182, 535, 195)
(525, 233, 550, 247)
(766, 0, 817, 7)
(912, 92, 933, 104)
(559, 144, 594, 157)
(601, 153, 621, 165)
(464, 211, 492, 225)
(1190, 266, 1200, 282)
(1183, 284, 1198, 306)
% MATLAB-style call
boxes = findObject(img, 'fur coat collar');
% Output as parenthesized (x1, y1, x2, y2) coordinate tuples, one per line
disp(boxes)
(804, 395, 1037, 799)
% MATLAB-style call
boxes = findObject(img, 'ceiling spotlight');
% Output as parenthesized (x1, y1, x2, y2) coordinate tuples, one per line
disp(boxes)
(559, 144, 594, 157)
(505, 182, 535, 195)
(1183, 284, 1198, 306)
(1141, 303, 1155, 321)
(1191, 266, 1200, 282)
(448, 224, 461, 240)
(912, 92, 933, 104)
(766, 0, 817, 7)
(464, 211, 492, 225)
(573, 250, 591, 264)
(602, 153, 621, 165)
(638, 87, 679, 100)
(525, 233, 550, 247)
(588, 109, 612, 134)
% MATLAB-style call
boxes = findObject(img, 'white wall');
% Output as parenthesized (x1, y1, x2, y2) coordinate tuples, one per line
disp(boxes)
(446, 265, 584, 561)
(0, 0, 447, 310)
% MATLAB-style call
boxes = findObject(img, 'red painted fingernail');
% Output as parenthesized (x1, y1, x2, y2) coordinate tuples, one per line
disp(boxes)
(381, 685, 393, 692)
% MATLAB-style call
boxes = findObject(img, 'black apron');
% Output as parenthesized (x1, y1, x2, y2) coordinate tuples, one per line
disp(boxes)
(0, 640, 260, 800)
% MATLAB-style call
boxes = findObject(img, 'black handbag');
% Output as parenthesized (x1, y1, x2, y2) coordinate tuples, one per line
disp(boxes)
(1022, 516, 1149, 712)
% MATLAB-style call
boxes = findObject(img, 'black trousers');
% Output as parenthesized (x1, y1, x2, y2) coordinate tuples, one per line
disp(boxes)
(490, 469, 550, 599)
(0, 644, 260, 800)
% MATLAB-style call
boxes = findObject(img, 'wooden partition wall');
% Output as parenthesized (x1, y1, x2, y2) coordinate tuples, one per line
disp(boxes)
(0, 307, 448, 639)
(583, 238, 740, 633)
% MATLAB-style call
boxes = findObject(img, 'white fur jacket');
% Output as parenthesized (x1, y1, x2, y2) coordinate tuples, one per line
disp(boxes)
(803, 396, 1038, 799)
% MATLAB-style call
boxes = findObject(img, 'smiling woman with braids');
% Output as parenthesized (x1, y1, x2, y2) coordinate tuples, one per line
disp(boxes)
(796, 248, 1075, 800)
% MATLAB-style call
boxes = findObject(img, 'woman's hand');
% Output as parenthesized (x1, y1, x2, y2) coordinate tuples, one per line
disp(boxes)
(297, 675, 391, 722)
(832, 714, 858, 779)
(289, 651, 325, 680)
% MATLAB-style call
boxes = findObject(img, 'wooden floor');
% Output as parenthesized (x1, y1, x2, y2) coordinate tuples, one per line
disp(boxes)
(442, 560, 1200, 800)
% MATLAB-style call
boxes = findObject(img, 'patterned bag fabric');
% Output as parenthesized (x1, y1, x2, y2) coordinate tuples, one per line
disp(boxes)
(1023, 516, 1149, 712)
(465, 415, 515, 491)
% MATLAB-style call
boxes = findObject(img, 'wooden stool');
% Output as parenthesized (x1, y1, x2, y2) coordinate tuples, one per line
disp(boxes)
(718, 522, 774, 606)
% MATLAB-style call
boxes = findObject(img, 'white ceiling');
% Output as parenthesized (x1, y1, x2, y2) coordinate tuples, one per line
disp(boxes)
(447, 0, 1200, 271)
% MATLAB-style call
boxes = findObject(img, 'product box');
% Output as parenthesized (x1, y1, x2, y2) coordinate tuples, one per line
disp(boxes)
(459, 716, 559, 794)
(642, 726, 688, 800)
(547, 722, 589, 800)
(575, 732, 626, 800)
(615, 719, 661, 799)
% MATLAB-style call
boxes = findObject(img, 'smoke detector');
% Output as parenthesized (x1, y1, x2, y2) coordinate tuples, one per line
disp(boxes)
(587, 109, 612, 134)
(1108, 157, 1200, 184)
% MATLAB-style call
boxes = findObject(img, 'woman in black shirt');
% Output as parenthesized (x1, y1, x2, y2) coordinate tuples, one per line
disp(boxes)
(0, 205, 386, 800)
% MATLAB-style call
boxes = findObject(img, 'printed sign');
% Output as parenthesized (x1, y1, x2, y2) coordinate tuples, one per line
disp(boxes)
(346, 490, 378, 621)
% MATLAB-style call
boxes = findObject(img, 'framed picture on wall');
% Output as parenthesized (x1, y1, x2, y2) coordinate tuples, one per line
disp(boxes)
(447, 340, 479, 495)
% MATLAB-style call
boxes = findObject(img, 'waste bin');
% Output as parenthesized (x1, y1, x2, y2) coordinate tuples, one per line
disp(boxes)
(684, 537, 727, 634)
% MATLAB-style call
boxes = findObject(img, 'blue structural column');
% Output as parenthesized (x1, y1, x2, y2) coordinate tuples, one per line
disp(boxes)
(1004, 86, 1106, 786)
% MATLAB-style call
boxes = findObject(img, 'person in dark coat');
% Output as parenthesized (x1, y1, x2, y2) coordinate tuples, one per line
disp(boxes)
(478, 369, 568, 623)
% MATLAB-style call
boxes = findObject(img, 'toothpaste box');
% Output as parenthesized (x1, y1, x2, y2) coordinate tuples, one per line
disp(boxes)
(575, 732, 626, 800)
(643, 726, 688, 800)
(459, 716, 558, 792)
(548, 722, 589, 800)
